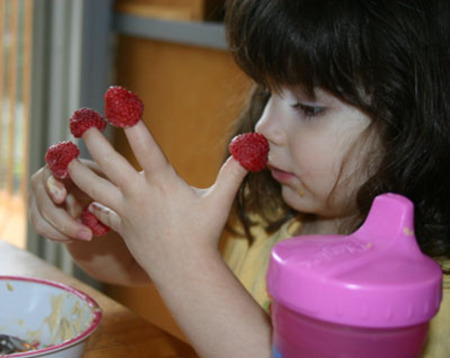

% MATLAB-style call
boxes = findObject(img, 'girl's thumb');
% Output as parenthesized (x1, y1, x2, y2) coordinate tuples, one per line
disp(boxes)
(212, 156, 248, 207)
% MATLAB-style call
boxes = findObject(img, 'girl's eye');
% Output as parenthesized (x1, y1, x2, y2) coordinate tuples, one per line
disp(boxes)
(292, 103, 326, 118)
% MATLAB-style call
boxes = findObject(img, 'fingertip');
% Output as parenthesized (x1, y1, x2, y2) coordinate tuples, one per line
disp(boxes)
(67, 157, 83, 175)
(86, 201, 115, 235)
(88, 201, 103, 213)
(67, 156, 79, 168)
(124, 119, 147, 132)
(215, 156, 248, 196)
(88, 201, 113, 221)
(224, 156, 249, 179)
(81, 126, 103, 139)
(77, 228, 93, 241)
(46, 175, 67, 204)
(80, 127, 110, 155)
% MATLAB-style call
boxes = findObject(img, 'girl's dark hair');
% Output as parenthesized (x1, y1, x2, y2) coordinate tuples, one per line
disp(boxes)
(225, 0, 450, 261)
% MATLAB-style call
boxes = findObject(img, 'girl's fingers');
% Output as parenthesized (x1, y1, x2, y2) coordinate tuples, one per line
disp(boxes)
(37, 166, 67, 204)
(124, 121, 171, 175)
(68, 159, 122, 210)
(81, 128, 138, 189)
(211, 157, 248, 209)
(28, 191, 92, 242)
(88, 202, 121, 233)
(46, 174, 67, 204)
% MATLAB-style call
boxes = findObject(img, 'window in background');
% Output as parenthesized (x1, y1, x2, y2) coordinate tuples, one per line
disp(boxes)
(0, 0, 33, 249)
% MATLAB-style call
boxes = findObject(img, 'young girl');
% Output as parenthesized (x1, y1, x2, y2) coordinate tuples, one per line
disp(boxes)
(29, 0, 450, 356)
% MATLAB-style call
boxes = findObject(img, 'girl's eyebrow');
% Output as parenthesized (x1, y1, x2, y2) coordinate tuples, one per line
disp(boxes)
(282, 86, 315, 101)
(308, 88, 342, 106)
(290, 87, 329, 104)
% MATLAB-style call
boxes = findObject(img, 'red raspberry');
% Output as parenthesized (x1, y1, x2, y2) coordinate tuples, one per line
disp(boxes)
(45, 141, 80, 179)
(229, 133, 269, 172)
(69, 107, 107, 138)
(104, 86, 144, 127)
(81, 205, 110, 237)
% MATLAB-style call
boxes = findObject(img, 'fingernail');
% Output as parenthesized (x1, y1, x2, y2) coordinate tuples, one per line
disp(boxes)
(47, 176, 66, 202)
(89, 202, 98, 213)
(89, 202, 106, 213)
(78, 229, 92, 241)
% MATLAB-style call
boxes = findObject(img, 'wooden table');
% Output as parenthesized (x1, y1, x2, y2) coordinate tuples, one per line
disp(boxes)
(0, 240, 198, 357)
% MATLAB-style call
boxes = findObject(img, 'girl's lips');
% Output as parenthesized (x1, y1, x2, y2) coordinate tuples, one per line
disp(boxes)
(269, 166, 296, 183)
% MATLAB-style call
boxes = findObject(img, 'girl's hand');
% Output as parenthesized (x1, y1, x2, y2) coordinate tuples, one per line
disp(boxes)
(28, 161, 100, 243)
(67, 121, 248, 280)
(67, 123, 272, 358)
(29, 158, 153, 286)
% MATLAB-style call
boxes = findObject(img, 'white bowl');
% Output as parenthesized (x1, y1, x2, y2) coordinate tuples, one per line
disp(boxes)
(0, 276, 102, 357)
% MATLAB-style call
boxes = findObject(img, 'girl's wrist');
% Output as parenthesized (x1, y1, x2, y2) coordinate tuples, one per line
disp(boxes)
(143, 243, 224, 288)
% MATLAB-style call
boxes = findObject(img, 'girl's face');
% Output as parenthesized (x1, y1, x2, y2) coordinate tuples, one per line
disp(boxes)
(255, 87, 375, 222)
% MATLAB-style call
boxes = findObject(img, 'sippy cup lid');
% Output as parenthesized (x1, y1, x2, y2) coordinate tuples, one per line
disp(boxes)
(266, 193, 443, 328)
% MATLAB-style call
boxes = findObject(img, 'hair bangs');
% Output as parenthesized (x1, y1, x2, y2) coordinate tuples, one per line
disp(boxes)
(226, 0, 371, 103)
(226, 1, 322, 94)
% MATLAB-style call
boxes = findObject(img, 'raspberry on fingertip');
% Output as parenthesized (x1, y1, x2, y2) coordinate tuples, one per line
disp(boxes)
(229, 132, 269, 172)
(104, 86, 144, 127)
(45, 141, 80, 179)
(69, 107, 107, 138)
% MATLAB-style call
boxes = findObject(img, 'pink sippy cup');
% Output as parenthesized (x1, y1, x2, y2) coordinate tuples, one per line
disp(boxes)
(266, 193, 443, 358)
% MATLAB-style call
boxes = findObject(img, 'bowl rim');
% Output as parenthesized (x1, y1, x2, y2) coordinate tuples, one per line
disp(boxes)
(0, 275, 102, 357)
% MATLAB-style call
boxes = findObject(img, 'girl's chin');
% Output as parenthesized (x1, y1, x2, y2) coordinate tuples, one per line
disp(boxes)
(282, 187, 356, 222)
(281, 186, 334, 217)
(281, 186, 310, 212)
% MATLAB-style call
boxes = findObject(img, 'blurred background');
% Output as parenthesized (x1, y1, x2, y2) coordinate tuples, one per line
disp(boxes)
(0, 0, 250, 340)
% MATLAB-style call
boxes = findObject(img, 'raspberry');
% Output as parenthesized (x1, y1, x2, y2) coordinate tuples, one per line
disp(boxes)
(45, 141, 80, 179)
(69, 107, 107, 138)
(229, 132, 269, 172)
(81, 204, 110, 237)
(104, 86, 144, 127)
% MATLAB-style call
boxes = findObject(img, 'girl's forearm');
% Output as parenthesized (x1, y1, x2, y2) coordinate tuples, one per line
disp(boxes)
(150, 247, 272, 358)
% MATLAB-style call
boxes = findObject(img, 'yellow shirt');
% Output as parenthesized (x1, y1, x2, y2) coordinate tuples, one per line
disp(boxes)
(221, 217, 450, 357)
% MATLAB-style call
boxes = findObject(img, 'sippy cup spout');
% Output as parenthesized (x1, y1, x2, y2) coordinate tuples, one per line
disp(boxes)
(353, 193, 421, 254)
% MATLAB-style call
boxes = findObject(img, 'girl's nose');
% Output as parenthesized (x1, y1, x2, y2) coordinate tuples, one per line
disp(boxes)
(255, 99, 286, 146)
